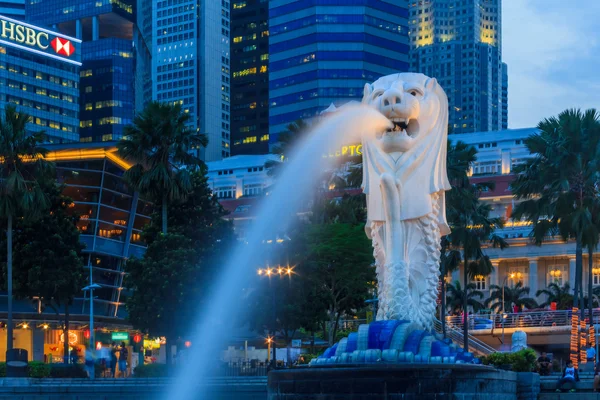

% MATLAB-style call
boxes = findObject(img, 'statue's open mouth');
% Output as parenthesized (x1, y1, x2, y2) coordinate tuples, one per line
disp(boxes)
(386, 117, 420, 138)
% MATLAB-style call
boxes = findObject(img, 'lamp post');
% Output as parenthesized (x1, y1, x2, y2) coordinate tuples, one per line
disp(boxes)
(83, 283, 101, 379)
(258, 265, 293, 369)
(501, 273, 515, 348)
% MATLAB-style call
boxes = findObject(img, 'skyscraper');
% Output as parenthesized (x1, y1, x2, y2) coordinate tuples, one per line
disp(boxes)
(0, 0, 25, 20)
(409, 0, 507, 134)
(152, 0, 231, 162)
(268, 0, 410, 142)
(26, 0, 136, 143)
(0, 15, 81, 143)
(230, 0, 269, 156)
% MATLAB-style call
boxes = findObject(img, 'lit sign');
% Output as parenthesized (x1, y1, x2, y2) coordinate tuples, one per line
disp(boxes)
(0, 15, 81, 66)
(60, 332, 79, 345)
(111, 332, 129, 341)
(322, 144, 363, 158)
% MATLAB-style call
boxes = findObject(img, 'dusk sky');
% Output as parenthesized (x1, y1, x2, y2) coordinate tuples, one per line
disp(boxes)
(503, 0, 600, 129)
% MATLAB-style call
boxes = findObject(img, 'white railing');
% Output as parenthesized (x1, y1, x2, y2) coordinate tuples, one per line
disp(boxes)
(445, 309, 575, 331)
(433, 318, 496, 356)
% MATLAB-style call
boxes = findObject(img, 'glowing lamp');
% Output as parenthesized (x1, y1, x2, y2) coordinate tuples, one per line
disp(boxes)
(22, 323, 28, 329)
(184, 341, 191, 348)
(133, 334, 142, 344)
(96, 341, 102, 350)
(84, 329, 91, 339)
(42, 324, 49, 330)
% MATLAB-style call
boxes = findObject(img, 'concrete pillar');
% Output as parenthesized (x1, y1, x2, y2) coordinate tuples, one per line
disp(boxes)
(501, 149, 511, 174)
(92, 16, 99, 40)
(490, 260, 500, 287)
(451, 268, 460, 285)
(76, 19, 82, 40)
(569, 257, 576, 291)
(528, 259, 538, 296)
(32, 329, 44, 362)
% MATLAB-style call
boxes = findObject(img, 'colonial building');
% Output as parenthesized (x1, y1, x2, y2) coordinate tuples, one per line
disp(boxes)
(450, 128, 585, 302)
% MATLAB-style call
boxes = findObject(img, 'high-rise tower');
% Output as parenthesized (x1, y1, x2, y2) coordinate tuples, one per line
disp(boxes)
(27, 0, 136, 143)
(230, 0, 269, 155)
(268, 0, 410, 142)
(409, 0, 507, 133)
(0, 0, 25, 20)
(152, 0, 231, 162)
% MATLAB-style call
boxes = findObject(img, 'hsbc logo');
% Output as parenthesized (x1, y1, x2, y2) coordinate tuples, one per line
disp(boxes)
(0, 17, 80, 64)
(51, 37, 74, 57)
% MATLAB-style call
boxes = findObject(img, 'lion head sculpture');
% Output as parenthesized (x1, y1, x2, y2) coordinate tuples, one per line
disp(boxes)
(361, 72, 451, 235)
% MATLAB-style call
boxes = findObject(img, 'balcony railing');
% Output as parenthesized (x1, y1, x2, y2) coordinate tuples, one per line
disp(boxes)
(445, 309, 581, 331)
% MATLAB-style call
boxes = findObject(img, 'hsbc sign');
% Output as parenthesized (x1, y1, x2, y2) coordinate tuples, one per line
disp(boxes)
(0, 16, 81, 66)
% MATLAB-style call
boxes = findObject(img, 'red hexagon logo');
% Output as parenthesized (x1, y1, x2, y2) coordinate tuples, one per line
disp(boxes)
(51, 37, 74, 57)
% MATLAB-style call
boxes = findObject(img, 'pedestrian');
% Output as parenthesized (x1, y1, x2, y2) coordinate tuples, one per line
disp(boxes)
(110, 342, 118, 378)
(119, 342, 129, 378)
(84, 348, 94, 378)
(556, 360, 579, 392)
(70, 347, 80, 365)
(536, 352, 551, 376)
(587, 345, 597, 363)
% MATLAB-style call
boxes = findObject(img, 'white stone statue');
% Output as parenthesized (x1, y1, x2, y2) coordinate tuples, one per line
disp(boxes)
(361, 72, 451, 328)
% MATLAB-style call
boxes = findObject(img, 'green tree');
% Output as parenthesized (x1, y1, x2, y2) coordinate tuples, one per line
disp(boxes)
(125, 234, 198, 371)
(299, 223, 375, 345)
(445, 281, 484, 314)
(512, 109, 600, 318)
(485, 282, 539, 312)
(118, 101, 207, 234)
(0, 105, 53, 351)
(271, 119, 310, 161)
(1, 183, 85, 362)
(536, 283, 573, 310)
(124, 169, 235, 370)
(446, 180, 507, 351)
(440, 140, 478, 336)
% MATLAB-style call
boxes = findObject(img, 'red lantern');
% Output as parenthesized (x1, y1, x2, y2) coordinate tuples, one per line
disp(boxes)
(83, 329, 90, 339)
(133, 334, 142, 344)
(184, 341, 192, 348)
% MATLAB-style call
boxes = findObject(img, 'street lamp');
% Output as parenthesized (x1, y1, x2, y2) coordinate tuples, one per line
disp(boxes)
(501, 273, 515, 348)
(83, 283, 101, 379)
(257, 265, 294, 369)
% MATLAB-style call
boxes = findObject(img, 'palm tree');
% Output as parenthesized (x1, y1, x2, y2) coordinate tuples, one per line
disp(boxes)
(446, 179, 507, 352)
(445, 281, 484, 315)
(485, 282, 539, 312)
(118, 102, 207, 234)
(0, 105, 53, 352)
(512, 109, 600, 319)
(439, 140, 479, 337)
(536, 283, 573, 310)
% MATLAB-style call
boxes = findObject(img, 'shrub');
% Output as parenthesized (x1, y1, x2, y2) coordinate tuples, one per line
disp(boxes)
(0, 362, 6, 377)
(133, 363, 168, 378)
(49, 364, 87, 378)
(28, 361, 51, 378)
(482, 349, 537, 373)
(511, 349, 537, 372)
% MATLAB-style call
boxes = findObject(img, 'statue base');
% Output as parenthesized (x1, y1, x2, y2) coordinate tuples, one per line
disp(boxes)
(268, 364, 519, 400)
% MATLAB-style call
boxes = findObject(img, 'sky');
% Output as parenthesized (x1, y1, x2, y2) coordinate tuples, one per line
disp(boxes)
(503, 0, 600, 129)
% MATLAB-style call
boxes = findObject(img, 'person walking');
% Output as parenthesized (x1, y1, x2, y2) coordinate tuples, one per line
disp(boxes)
(110, 343, 118, 378)
(119, 342, 129, 378)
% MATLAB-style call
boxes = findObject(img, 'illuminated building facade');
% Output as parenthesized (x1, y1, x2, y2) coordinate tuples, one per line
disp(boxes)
(409, 0, 507, 134)
(152, 0, 232, 161)
(230, 0, 269, 155)
(268, 0, 410, 141)
(26, 0, 135, 143)
(0, 15, 81, 143)
(0, 0, 25, 20)
(0, 142, 150, 361)
(448, 128, 600, 303)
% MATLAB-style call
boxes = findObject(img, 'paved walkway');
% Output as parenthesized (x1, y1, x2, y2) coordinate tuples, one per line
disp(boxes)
(0, 377, 267, 400)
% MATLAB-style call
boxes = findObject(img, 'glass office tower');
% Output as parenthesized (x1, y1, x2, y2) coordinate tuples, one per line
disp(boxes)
(26, 0, 135, 143)
(0, 15, 81, 143)
(268, 0, 410, 141)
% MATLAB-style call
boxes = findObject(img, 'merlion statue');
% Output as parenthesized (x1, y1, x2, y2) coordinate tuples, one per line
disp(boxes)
(361, 72, 451, 328)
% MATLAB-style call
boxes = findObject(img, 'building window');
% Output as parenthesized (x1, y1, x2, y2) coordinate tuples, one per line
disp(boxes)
(472, 275, 487, 290)
(507, 267, 527, 286)
(547, 265, 568, 287)
(593, 265, 600, 286)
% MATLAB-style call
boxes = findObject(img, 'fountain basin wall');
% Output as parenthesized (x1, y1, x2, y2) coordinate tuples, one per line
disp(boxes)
(268, 364, 519, 400)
